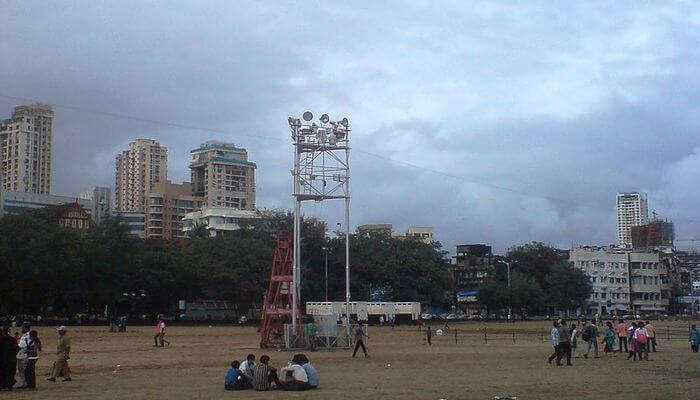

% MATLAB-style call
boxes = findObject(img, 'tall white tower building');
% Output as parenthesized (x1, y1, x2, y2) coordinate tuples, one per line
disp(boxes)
(115, 139, 168, 212)
(0, 104, 54, 194)
(616, 192, 649, 247)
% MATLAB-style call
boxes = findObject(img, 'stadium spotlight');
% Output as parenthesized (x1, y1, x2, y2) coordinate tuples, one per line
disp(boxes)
(320, 113, 330, 124)
(340, 117, 349, 127)
(303, 111, 313, 121)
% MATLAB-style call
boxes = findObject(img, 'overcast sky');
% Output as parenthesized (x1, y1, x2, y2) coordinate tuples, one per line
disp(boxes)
(1, 1, 699, 253)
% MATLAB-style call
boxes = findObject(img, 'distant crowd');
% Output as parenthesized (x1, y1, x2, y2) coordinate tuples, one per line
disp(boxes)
(548, 318, 700, 366)
(225, 353, 319, 392)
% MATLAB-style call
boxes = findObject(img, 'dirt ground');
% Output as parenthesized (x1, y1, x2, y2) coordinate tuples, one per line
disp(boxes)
(3, 321, 698, 399)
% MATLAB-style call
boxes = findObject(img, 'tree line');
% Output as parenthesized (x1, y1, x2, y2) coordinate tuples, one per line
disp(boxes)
(0, 208, 452, 319)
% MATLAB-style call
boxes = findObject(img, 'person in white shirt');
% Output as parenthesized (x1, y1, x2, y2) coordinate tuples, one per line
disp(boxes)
(239, 354, 256, 383)
(633, 322, 649, 361)
(15, 322, 30, 389)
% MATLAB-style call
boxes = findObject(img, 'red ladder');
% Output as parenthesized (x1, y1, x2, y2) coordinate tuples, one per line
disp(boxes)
(259, 232, 297, 348)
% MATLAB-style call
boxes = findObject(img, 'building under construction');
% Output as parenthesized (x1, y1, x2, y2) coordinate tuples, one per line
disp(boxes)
(631, 219, 674, 249)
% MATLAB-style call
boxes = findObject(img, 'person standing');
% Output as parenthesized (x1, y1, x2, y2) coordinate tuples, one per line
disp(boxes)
(645, 321, 657, 352)
(689, 324, 699, 353)
(555, 320, 572, 366)
(153, 316, 166, 347)
(603, 322, 616, 355)
(570, 323, 580, 358)
(24, 330, 41, 390)
(0, 326, 19, 390)
(14, 322, 30, 389)
(306, 318, 316, 352)
(634, 322, 649, 361)
(547, 321, 560, 365)
(627, 322, 638, 360)
(47, 326, 71, 382)
(617, 319, 628, 353)
(352, 324, 368, 358)
(426, 325, 433, 346)
(583, 319, 599, 359)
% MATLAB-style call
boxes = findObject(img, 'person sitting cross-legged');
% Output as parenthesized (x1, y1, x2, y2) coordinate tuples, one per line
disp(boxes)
(276, 354, 315, 391)
(297, 354, 319, 389)
(253, 355, 278, 391)
(225, 361, 249, 390)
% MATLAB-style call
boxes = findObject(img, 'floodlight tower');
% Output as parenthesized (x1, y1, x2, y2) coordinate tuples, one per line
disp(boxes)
(289, 112, 351, 331)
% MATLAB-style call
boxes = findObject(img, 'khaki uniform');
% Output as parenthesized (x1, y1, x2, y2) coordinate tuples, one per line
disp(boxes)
(50, 335, 71, 379)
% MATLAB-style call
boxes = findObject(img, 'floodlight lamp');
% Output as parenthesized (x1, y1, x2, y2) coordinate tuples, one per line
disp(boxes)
(320, 113, 330, 124)
(303, 111, 313, 121)
(340, 117, 349, 127)
(288, 117, 295, 126)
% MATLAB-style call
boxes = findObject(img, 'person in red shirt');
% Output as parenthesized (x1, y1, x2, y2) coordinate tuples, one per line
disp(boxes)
(617, 319, 628, 353)
(153, 316, 167, 347)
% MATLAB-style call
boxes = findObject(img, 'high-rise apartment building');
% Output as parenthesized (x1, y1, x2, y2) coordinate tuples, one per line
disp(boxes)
(145, 180, 203, 239)
(616, 192, 649, 247)
(189, 141, 256, 210)
(115, 139, 168, 212)
(0, 104, 54, 194)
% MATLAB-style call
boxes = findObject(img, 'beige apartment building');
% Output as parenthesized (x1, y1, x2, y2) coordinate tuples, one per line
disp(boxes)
(617, 192, 649, 247)
(406, 226, 434, 244)
(0, 104, 54, 194)
(115, 139, 168, 212)
(189, 141, 256, 210)
(145, 180, 203, 239)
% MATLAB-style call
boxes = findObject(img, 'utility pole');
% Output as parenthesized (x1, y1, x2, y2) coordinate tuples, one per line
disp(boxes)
(505, 261, 511, 321)
(322, 245, 329, 302)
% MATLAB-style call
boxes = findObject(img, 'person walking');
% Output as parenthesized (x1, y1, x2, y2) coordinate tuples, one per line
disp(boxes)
(426, 325, 433, 346)
(645, 321, 657, 352)
(24, 330, 41, 390)
(352, 324, 368, 358)
(603, 322, 617, 355)
(14, 322, 30, 389)
(617, 319, 628, 353)
(583, 319, 599, 359)
(306, 318, 316, 352)
(689, 324, 699, 353)
(555, 320, 572, 366)
(0, 326, 19, 390)
(547, 321, 561, 365)
(47, 326, 71, 382)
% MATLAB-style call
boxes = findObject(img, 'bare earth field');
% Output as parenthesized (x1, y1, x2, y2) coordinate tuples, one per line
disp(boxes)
(3, 321, 698, 400)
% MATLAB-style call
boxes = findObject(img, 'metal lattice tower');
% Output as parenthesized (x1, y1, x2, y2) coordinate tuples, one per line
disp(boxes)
(289, 112, 351, 330)
(259, 232, 295, 348)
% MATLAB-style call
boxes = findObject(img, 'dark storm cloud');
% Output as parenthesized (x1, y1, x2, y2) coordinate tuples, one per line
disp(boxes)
(1, 1, 699, 253)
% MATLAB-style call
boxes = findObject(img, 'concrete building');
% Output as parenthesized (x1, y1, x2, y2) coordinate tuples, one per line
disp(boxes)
(0, 189, 90, 217)
(452, 244, 496, 314)
(113, 211, 146, 238)
(631, 219, 674, 249)
(115, 139, 168, 212)
(182, 207, 260, 237)
(356, 224, 393, 236)
(78, 186, 112, 224)
(189, 141, 256, 210)
(0, 104, 54, 194)
(616, 192, 649, 247)
(405, 226, 434, 244)
(45, 202, 93, 230)
(570, 245, 670, 315)
(145, 180, 204, 239)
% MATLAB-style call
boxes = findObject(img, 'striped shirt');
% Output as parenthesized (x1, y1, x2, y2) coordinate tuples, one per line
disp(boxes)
(253, 363, 273, 391)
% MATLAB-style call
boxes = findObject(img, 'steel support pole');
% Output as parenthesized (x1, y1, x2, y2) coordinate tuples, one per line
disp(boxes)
(292, 137, 300, 331)
(345, 145, 351, 337)
(324, 248, 328, 302)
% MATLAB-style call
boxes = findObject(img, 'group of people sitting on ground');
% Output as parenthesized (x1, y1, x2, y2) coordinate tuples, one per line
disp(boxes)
(225, 353, 319, 392)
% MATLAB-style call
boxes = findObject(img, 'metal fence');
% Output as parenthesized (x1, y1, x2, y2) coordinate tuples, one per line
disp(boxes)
(284, 322, 364, 350)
